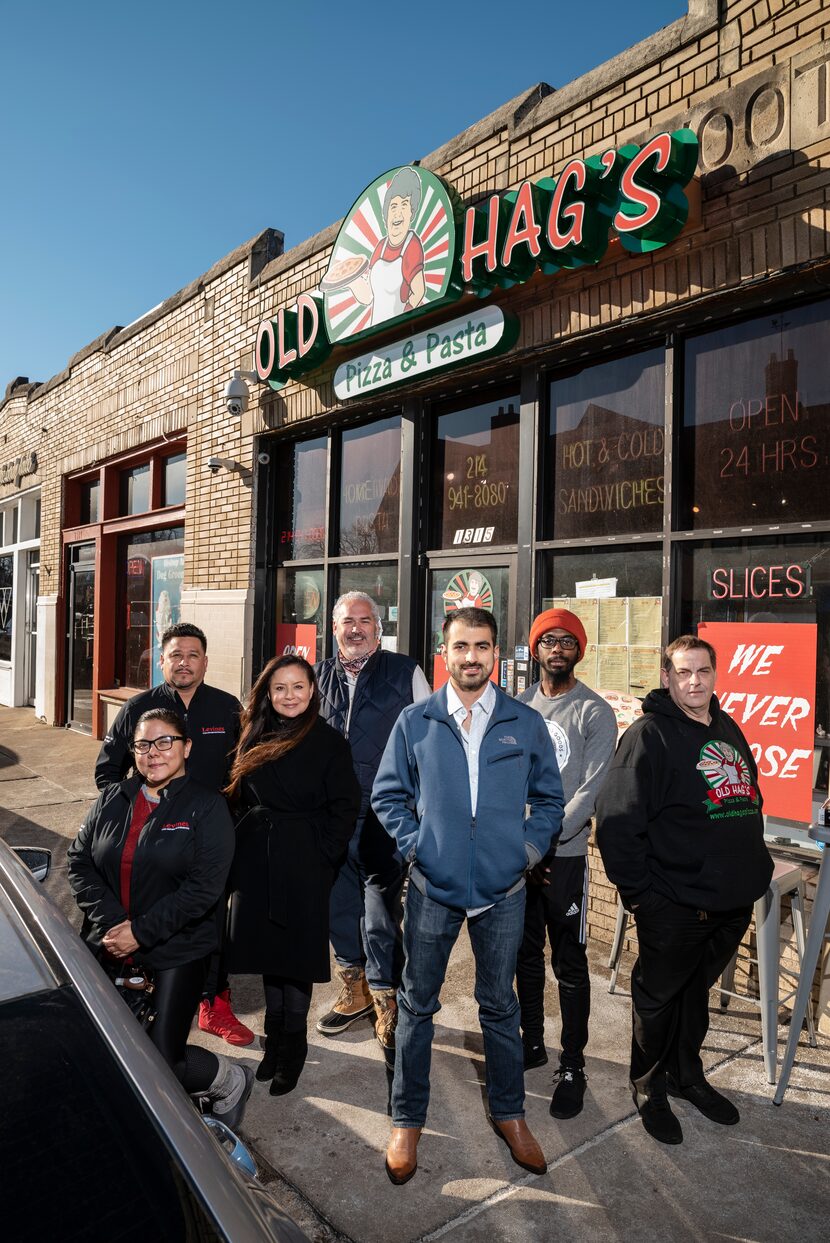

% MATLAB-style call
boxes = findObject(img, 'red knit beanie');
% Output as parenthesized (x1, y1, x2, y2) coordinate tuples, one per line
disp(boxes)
(528, 608, 588, 662)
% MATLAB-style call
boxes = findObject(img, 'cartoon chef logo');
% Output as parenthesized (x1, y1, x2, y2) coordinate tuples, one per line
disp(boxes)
(442, 569, 494, 615)
(322, 166, 462, 344)
(696, 740, 759, 816)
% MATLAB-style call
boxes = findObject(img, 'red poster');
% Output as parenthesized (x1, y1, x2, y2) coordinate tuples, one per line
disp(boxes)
(275, 623, 317, 664)
(699, 622, 816, 822)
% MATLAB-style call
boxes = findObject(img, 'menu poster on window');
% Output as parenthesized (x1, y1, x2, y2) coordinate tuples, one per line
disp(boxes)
(629, 596, 662, 647)
(566, 597, 599, 646)
(628, 645, 661, 696)
(699, 622, 816, 822)
(597, 644, 630, 693)
(276, 623, 317, 664)
(576, 642, 599, 689)
(150, 555, 184, 687)
(599, 597, 627, 645)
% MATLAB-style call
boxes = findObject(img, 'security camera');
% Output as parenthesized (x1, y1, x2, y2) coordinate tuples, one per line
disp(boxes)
(207, 457, 222, 474)
(257, 452, 270, 466)
(224, 370, 250, 415)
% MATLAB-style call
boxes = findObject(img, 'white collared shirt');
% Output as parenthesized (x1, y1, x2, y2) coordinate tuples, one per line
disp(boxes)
(446, 679, 497, 918)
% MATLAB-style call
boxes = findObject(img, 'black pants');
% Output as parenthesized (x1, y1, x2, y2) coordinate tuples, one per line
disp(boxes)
(516, 854, 591, 1070)
(263, 976, 313, 1034)
(151, 957, 220, 1094)
(630, 896, 751, 1098)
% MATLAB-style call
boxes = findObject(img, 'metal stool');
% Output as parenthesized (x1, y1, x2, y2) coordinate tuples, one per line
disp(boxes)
(718, 859, 816, 1084)
(607, 862, 817, 1084)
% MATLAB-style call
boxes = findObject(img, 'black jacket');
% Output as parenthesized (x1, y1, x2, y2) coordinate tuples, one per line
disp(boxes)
(226, 716, 360, 981)
(67, 774, 235, 969)
(95, 681, 240, 792)
(596, 689, 773, 912)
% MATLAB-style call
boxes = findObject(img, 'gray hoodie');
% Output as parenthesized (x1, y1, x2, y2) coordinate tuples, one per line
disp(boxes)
(519, 679, 618, 857)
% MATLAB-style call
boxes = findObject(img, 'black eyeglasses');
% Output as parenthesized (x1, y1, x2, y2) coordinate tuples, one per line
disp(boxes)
(132, 736, 186, 754)
(537, 635, 578, 651)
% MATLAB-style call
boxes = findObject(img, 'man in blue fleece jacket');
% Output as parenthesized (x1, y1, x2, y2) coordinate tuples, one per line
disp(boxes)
(372, 607, 564, 1185)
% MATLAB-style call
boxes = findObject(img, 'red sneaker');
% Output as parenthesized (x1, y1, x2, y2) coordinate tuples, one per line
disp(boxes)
(198, 989, 255, 1046)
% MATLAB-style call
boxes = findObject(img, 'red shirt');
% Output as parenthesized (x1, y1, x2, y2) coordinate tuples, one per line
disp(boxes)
(119, 788, 156, 913)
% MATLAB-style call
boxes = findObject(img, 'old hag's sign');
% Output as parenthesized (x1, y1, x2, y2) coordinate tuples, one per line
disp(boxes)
(256, 130, 698, 396)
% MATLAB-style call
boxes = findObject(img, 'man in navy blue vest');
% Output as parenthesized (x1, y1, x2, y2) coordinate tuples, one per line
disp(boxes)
(315, 592, 430, 1063)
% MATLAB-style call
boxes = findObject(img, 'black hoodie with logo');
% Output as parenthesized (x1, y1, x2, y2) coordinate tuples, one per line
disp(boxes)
(596, 689, 773, 913)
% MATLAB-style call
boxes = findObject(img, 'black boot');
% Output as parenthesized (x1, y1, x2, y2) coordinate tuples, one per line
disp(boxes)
(256, 1014, 283, 1083)
(269, 1028, 308, 1096)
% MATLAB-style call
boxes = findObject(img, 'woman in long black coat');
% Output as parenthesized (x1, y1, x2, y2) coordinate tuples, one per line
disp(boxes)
(225, 654, 360, 1095)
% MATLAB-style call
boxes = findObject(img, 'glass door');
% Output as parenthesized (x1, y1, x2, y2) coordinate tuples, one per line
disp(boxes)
(426, 557, 515, 690)
(67, 544, 96, 733)
(24, 551, 39, 706)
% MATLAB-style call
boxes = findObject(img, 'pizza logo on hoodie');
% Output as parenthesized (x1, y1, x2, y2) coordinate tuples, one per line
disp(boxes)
(696, 741, 760, 819)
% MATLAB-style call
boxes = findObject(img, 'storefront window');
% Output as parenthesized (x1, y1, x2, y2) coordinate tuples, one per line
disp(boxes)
(276, 437, 327, 560)
(0, 554, 12, 662)
(276, 568, 325, 665)
(544, 349, 665, 540)
(680, 300, 830, 529)
(80, 480, 100, 525)
(335, 564, 399, 653)
(120, 464, 150, 516)
(537, 545, 663, 697)
(117, 527, 184, 688)
(430, 395, 520, 550)
(162, 453, 186, 508)
(338, 418, 401, 555)
(677, 535, 828, 850)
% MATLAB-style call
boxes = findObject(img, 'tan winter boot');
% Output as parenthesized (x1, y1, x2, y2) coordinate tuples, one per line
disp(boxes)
(316, 965, 374, 1036)
(371, 988, 398, 1069)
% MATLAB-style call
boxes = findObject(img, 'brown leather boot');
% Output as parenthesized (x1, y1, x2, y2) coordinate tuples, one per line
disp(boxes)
(385, 1126, 421, 1184)
(489, 1117, 547, 1175)
(315, 966, 373, 1035)
(371, 988, 398, 1066)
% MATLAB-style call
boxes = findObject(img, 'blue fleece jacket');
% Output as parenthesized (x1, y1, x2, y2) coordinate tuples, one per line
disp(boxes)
(372, 684, 564, 911)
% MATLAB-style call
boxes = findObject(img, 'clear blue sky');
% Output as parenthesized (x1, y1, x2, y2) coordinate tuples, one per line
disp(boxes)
(0, 1, 686, 389)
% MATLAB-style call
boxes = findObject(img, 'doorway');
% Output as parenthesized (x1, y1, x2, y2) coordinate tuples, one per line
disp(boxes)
(24, 551, 39, 707)
(67, 544, 96, 732)
(426, 557, 516, 690)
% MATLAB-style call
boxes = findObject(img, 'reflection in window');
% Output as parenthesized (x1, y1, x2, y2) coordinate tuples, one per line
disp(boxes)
(277, 568, 325, 665)
(276, 437, 327, 560)
(0, 554, 12, 661)
(162, 453, 186, 508)
(336, 564, 399, 651)
(431, 395, 520, 550)
(681, 300, 830, 529)
(119, 464, 150, 516)
(80, 480, 100, 525)
(428, 564, 510, 688)
(339, 418, 401, 555)
(545, 349, 665, 539)
(117, 527, 184, 688)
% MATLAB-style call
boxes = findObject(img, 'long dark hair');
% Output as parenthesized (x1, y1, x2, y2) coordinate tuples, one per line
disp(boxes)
(225, 655, 319, 798)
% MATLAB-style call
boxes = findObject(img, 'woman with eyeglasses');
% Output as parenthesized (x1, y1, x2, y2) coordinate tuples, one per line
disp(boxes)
(225, 655, 360, 1096)
(68, 708, 253, 1128)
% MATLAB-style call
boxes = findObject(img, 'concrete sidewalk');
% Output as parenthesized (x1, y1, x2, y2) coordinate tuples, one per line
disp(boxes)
(2, 706, 829, 1243)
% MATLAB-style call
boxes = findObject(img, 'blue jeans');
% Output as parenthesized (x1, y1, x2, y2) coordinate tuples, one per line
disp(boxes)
(392, 882, 527, 1128)
(329, 812, 404, 991)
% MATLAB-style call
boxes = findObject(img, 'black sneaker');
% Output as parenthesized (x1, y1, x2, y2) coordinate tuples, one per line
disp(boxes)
(522, 1039, 548, 1071)
(638, 1088, 683, 1145)
(667, 1076, 740, 1125)
(549, 1067, 587, 1119)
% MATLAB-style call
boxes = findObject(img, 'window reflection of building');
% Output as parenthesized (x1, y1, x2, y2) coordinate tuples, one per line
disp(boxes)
(339, 418, 401, 556)
(432, 396, 520, 549)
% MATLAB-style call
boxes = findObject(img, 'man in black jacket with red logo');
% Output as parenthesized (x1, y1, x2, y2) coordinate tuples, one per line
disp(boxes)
(596, 634, 773, 1146)
(94, 623, 250, 1046)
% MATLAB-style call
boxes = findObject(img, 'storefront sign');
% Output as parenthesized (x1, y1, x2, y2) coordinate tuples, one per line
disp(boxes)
(0, 450, 37, 488)
(699, 622, 816, 822)
(150, 554, 184, 687)
(276, 622, 317, 663)
(333, 307, 517, 400)
(710, 563, 809, 600)
(256, 130, 699, 391)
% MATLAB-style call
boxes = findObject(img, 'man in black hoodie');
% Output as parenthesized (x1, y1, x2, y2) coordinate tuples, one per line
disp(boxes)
(596, 635, 772, 1145)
